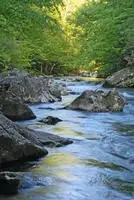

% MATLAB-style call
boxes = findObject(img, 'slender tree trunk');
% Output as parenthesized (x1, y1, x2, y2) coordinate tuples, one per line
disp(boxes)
(50, 63, 55, 74)
(40, 63, 43, 74)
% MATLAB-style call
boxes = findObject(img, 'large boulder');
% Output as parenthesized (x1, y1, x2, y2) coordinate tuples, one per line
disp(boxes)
(103, 67, 134, 88)
(0, 72, 61, 104)
(0, 71, 62, 120)
(0, 84, 36, 121)
(67, 89, 125, 112)
(0, 172, 20, 195)
(0, 99, 36, 121)
(0, 112, 48, 168)
(0, 112, 72, 168)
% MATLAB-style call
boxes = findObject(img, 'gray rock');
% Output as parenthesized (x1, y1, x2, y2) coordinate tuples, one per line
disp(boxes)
(61, 89, 70, 96)
(0, 73, 61, 104)
(0, 112, 72, 168)
(40, 140, 57, 147)
(0, 172, 20, 195)
(0, 83, 36, 121)
(67, 89, 125, 112)
(0, 112, 48, 168)
(16, 123, 73, 148)
(0, 71, 63, 120)
(48, 80, 62, 100)
(39, 116, 62, 125)
(103, 67, 134, 88)
(7, 69, 29, 77)
(48, 79, 70, 98)
(0, 99, 36, 121)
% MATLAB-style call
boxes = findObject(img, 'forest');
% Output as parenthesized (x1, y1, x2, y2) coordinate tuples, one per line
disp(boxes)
(0, 1, 134, 198)
(0, 0, 133, 76)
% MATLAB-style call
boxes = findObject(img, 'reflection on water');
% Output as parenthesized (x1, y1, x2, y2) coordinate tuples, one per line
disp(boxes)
(53, 126, 84, 137)
(79, 77, 104, 82)
(83, 159, 129, 171)
(39, 153, 81, 167)
(105, 177, 134, 196)
(4, 77, 134, 200)
(113, 123, 134, 136)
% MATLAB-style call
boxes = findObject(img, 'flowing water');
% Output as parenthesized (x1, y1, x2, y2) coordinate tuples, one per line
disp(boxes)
(2, 78, 134, 200)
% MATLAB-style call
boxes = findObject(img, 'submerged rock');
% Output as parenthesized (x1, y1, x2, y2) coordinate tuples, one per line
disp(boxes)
(41, 140, 57, 147)
(67, 89, 125, 112)
(39, 116, 62, 125)
(0, 172, 20, 195)
(103, 67, 134, 88)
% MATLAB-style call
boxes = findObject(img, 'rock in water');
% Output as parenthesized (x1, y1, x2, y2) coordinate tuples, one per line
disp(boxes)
(0, 172, 20, 195)
(39, 116, 62, 125)
(67, 89, 125, 112)
(0, 76, 36, 121)
(103, 67, 134, 88)
(0, 112, 48, 168)
(0, 112, 72, 168)
(0, 99, 36, 121)
(0, 70, 63, 120)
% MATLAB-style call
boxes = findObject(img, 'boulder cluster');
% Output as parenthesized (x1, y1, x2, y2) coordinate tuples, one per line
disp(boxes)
(0, 71, 72, 195)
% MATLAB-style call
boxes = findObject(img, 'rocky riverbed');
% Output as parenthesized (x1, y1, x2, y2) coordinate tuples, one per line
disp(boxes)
(0, 74, 134, 199)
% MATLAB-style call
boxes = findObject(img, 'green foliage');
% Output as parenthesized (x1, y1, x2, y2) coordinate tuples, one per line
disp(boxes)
(0, 0, 133, 76)
(73, 0, 134, 76)
(0, 0, 72, 74)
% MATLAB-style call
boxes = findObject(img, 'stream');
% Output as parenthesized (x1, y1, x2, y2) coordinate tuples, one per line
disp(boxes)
(2, 77, 134, 200)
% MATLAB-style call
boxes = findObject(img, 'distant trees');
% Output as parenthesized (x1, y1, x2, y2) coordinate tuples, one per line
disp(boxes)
(0, 0, 71, 74)
(73, 0, 134, 76)
(0, 0, 133, 76)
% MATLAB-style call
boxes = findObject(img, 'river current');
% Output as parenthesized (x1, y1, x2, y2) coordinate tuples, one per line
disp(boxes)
(2, 78, 134, 200)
